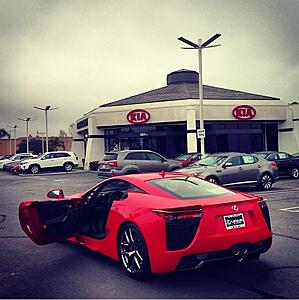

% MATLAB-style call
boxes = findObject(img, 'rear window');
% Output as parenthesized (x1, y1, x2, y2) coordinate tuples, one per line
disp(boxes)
(102, 153, 118, 161)
(148, 176, 235, 199)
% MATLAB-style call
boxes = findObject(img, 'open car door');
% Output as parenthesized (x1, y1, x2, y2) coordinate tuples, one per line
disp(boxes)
(19, 200, 83, 245)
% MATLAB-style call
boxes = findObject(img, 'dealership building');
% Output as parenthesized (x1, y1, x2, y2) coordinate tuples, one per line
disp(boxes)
(72, 69, 299, 168)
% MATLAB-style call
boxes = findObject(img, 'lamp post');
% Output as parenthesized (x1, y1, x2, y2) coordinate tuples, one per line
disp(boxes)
(7, 124, 18, 154)
(37, 131, 46, 154)
(18, 117, 36, 153)
(33, 105, 58, 152)
(178, 33, 221, 155)
(7, 128, 12, 154)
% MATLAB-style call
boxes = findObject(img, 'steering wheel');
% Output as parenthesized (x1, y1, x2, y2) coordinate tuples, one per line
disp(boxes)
(108, 190, 128, 203)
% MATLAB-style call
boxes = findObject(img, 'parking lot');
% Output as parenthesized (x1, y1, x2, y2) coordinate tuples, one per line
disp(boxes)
(0, 171, 298, 298)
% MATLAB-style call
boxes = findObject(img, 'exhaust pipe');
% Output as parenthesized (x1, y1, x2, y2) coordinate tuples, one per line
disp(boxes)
(232, 245, 248, 262)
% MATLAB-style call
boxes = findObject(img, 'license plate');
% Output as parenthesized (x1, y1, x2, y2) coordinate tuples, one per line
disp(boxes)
(102, 164, 106, 169)
(223, 213, 245, 230)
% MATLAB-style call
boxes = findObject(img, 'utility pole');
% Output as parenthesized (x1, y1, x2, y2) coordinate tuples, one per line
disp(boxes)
(18, 117, 36, 153)
(33, 105, 58, 152)
(7, 124, 18, 154)
(178, 33, 222, 155)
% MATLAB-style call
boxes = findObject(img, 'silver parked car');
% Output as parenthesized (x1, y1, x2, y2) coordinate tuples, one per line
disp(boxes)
(98, 150, 182, 176)
(176, 152, 278, 190)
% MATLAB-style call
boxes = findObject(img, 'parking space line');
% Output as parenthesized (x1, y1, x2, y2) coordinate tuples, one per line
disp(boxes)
(280, 206, 299, 213)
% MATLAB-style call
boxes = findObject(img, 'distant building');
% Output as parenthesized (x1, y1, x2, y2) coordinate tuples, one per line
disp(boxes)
(0, 135, 73, 155)
(72, 69, 299, 169)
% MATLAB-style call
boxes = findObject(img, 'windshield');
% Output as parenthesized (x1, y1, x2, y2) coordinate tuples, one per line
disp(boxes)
(190, 156, 227, 167)
(102, 153, 118, 161)
(255, 153, 267, 159)
(148, 176, 234, 199)
(175, 153, 193, 160)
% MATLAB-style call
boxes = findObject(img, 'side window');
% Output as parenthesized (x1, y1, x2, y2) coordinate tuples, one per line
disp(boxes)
(100, 180, 144, 193)
(42, 154, 51, 160)
(146, 153, 163, 161)
(267, 153, 278, 161)
(278, 152, 289, 160)
(124, 152, 147, 160)
(242, 155, 258, 164)
(53, 153, 70, 158)
(226, 156, 243, 166)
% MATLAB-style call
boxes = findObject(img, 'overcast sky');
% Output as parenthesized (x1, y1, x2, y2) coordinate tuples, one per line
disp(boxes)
(0, 0, 298, 137)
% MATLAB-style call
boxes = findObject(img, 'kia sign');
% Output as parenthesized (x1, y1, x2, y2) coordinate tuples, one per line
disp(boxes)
(127, 109, 151, 124)
(232, 105, 256, 120)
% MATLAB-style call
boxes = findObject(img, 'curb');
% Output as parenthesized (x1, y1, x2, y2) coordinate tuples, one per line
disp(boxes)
(18, 170, 96, 177)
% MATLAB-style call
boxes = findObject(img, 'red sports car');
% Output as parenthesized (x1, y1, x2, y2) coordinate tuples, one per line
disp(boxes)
(19, 173, 272, 279)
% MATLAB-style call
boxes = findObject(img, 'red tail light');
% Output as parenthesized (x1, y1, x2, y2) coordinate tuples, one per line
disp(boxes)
(257, 197, 271, 231)
(270, 161, 277, 167)
(257, 197, 268, 208)
(107, 160, 118, 167)
(152, 206, 202, 221)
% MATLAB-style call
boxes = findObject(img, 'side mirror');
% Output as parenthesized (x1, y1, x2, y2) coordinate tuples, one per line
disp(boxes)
(161, 157, 166, 162)
(223, 162, 233, 168)
(47, 189, 64, 199)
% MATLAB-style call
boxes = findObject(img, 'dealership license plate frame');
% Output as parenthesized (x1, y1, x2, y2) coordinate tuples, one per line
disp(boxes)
(223, 213, 245, 230)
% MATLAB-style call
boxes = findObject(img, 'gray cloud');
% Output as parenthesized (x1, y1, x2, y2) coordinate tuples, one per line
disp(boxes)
(0, 0, 298, 137)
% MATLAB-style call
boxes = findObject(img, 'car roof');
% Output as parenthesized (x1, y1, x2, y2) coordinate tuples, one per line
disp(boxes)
(208, 152, 244, 156)
(117, 172, 185, 181)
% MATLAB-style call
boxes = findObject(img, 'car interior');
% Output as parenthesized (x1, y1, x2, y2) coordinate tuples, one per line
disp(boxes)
(32, 180, 145, 241)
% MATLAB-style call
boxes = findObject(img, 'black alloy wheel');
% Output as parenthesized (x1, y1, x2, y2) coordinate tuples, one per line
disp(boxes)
(30, 165, 39, 174)
(64, 163, 73, 172)
(118, 223, 151, 280)
(291, 167, 299, 179)
(259, 173, 273, 190)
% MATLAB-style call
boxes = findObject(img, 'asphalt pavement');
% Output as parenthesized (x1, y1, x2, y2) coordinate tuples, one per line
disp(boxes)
(0, 171, 298, 298)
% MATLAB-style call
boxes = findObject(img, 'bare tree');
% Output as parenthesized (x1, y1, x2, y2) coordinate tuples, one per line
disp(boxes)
(0, 128, 10, 139)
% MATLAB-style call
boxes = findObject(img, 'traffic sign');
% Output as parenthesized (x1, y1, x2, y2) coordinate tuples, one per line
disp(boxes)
(197, 129, 206, 139)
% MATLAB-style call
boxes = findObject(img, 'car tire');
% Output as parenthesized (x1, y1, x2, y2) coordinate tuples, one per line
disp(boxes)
(206, 176, 219, 184)
(259, 173, 273, 190)
(29, 164, 40, 174)
(64, 162, 73, 172)
(290, 167, 299, 179)
(118, 223, 151, 280)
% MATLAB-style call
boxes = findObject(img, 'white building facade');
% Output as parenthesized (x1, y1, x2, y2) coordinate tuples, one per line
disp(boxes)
(72, 70, 299, 169)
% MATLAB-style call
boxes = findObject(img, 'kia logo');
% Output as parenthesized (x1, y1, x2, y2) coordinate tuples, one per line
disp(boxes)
(232, 205, 239, 211)
(127, 109, 150, 124)
(232, 105, 256, 120)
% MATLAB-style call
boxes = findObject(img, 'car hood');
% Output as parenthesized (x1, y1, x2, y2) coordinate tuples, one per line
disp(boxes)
(177, 165, 216, 174)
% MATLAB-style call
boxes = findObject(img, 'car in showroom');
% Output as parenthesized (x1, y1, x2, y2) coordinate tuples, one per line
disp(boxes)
(98, 150, 182, 177)
(176, 152, 278, 190)
(19, 151, 79, 174)
(0, 153, 36, 170)
(173, 152, 203, 167)
(19, 173, 272, 279)
(254, 151, 299, 179)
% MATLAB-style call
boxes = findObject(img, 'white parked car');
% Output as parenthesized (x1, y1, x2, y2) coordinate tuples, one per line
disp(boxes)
(0, 153, 36, 169)
(19, 151, 79, 174)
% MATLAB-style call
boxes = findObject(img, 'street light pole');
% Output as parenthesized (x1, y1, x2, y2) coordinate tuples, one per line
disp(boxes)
(33, 105, 58, 153)
(7, 124, 17, 154)
(197, 38, 205, 154)
(178, 33, 221, 155)
(18, 117, 36, 153)
(37, 131, 46, 154)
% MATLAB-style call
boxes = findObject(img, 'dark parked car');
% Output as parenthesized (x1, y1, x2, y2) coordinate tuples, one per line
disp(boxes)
(98, 150, 182, 176)
(292, 152, 299, 158)
(254, 151, 299, 179)
(174, 152, 202, 167)
(176, 152, 278, 190)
